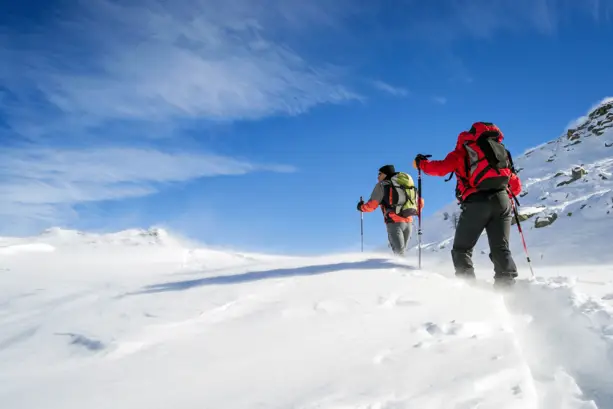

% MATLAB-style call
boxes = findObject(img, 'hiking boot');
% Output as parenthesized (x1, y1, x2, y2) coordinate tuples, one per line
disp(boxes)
(493, 276, 515, 291)
(455, 272, 476, 284)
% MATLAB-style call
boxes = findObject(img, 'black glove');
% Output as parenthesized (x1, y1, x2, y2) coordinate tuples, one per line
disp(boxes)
(414, 154, 432, 169)
(356, 199, 364, 211)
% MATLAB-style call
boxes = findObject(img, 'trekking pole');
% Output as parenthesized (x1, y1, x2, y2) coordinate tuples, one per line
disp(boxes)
(360, 196, 364, 253)
(416, 155, 431, 269)
(510, 193, 535, 278)
(417, 170, 422, 269)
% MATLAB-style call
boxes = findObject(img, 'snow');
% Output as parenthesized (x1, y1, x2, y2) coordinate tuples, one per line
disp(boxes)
(2, 102, 613, 408)
(0, 243, 55, 255)
(1, 227, 613, 409)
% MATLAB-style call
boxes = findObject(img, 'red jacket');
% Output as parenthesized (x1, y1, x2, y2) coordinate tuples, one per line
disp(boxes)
(419, 132, 522, 201)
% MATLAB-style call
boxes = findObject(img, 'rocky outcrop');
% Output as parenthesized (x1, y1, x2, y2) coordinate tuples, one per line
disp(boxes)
(511, 212, 535, 225)
(557, 166, 588, 187)
(566, 100, 613, 141)
(535, 213, 558, 228)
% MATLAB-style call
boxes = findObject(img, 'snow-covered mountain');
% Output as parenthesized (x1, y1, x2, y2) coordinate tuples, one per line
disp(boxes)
(417, 97, 613, 268)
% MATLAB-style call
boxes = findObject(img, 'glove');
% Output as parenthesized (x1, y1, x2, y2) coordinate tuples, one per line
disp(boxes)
(356, 199, 364, 211)
(413, 154, 432, 169)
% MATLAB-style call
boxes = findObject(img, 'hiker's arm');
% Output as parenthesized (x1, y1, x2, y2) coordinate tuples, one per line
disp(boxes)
(360, 183, 384, 212)
(420, 150, 461, 177)
(508, 173, 522, 197)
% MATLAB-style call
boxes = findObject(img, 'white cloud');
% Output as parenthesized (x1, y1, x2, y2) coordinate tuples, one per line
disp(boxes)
(372, 80, 409, 97)
(0, 0, 360, 136)
(0, 0, 358, 235)
(0, 147, 294, 233)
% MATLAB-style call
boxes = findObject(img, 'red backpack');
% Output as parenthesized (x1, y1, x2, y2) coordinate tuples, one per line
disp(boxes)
(450, 122, 515, 200)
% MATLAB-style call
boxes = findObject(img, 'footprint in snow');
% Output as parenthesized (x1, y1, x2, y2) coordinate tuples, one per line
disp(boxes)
(55, 332, 105, 352)
(313, 299, 360, 314)
(373, 349, 393, 364)
(378, 294, 421, 308)
(412, 320, 496, 347)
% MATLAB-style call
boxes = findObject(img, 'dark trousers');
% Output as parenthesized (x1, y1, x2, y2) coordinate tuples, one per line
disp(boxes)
(451, 190, 518, 280)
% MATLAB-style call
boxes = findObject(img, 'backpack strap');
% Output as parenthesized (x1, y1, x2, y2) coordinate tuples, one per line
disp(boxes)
(506, 149, 516, 174)
(379, 180, 393, 219)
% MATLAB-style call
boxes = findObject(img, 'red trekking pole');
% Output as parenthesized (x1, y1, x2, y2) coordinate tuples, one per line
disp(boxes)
(509, 193, 535, 278)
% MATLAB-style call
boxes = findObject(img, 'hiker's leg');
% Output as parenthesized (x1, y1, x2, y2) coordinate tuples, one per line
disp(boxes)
(451, 200, 490, 278)
(486, 192, 518, 282)
(402, 222, 412, 253)
(386, 222, 405, 255)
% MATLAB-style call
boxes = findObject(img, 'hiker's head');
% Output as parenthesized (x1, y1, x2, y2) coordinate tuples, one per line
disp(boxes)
(378, 164, 395, 181)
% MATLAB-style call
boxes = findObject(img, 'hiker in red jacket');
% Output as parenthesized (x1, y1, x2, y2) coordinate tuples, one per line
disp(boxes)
(413, 122, 522, 288)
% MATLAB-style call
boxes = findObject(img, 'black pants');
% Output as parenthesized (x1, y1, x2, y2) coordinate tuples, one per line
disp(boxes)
(451, 190, 518, 280)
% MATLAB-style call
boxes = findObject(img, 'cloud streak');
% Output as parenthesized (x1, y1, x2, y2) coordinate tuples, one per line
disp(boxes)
(372, 80, 409, 97)
(403, 0, 611, 44)
(0, 0, 346, 234)
(0, 0, 360, 139)
(0, 147, 294, 234)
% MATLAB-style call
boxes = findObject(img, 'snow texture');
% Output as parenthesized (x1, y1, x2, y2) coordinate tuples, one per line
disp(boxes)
(1, 226, 613, 409)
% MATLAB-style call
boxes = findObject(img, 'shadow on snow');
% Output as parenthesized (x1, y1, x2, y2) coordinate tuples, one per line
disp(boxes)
(131, 258, 415, 295)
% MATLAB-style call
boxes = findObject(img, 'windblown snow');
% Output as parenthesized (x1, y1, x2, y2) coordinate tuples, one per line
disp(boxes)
(1, 100, 613, 408)
(1, 226, 612, 409)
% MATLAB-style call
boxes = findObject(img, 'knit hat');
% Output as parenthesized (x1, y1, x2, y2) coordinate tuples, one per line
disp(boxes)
(378, 164, 396, 176)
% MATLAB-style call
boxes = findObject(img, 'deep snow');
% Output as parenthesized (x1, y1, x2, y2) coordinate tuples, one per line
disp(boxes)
(1, 228, 612, 409)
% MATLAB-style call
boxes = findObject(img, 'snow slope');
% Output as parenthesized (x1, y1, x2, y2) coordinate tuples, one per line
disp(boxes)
(1, 228, 613, 408)
(416, 98, 613, 270)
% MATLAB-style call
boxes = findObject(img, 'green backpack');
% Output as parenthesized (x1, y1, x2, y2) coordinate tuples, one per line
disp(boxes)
(385, 172, 419, 217)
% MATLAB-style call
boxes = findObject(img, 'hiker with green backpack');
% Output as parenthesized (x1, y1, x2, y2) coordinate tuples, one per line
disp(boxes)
(357, 164, 424, 256)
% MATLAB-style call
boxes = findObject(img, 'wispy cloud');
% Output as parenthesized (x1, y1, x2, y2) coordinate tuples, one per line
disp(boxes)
(432, 96, 448, 105)
(405, 0, 610, 43)
(0, 147, 294, 234)
(372, 80, 409, 97)
(0, 0, 360, 139)
(0, 0, 352, 234)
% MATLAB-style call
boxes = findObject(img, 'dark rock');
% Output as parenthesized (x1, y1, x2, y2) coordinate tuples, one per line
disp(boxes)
(535, 213, 558, 228)
(511, 212, 537, 225)
(557, 167, 588, 187)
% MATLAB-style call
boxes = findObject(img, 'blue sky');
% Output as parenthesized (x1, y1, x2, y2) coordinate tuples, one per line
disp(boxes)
(1, 0, 613, 254)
